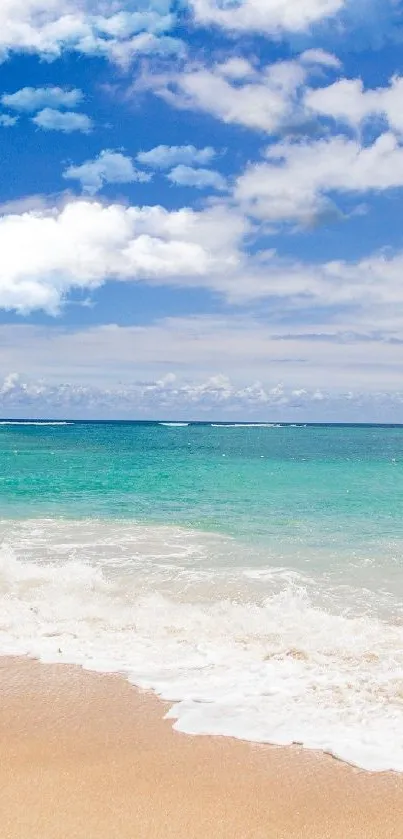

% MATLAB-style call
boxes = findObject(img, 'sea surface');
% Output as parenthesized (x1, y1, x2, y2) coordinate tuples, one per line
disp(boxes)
(0, 420, 403, 771)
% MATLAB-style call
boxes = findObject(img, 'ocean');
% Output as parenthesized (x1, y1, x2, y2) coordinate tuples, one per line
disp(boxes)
(0, 420, 402, 772)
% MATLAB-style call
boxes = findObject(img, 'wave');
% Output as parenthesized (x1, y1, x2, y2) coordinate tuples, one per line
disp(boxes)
(0, 421, 72, 426)
(159, 422, 189, 428)
(211, 423, 283, 428)
(0, 518, 402, 773)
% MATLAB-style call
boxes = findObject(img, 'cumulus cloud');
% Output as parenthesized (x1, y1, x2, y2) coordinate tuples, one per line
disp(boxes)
(63, 151, 151, 195)
(0, 370, 321, 418)
(137, 144, 216, 169)
(32, 108, 93, 133)
(305, 75, 403, 135)
(2, 195, 403, 359)
(1, 86, 83, 112)
(167, 165, 227, 190)
(189, 0, 346, 34)
(0, 113, 17, 126)
(235, 133, 403, 225)
(0, 199, 246, 314)
(144, 54, 339, 134)
(1, 353, 403, 420)
(0, 371, 321, 418)
(0, 0, 182, 64)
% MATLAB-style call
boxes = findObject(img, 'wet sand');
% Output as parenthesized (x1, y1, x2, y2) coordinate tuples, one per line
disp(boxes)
(0, 657, 402, 838)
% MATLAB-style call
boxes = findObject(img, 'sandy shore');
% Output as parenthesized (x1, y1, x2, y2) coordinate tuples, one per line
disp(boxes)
(0, 658, 402, 838)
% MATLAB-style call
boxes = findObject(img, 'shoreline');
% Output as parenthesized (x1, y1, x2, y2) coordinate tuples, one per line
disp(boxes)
(0, 657, 403, 838)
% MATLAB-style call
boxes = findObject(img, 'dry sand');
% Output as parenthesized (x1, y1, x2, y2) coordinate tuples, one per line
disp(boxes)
(0, 657, 402, 838)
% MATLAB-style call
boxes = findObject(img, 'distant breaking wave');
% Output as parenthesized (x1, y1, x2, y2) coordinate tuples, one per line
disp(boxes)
(160, 422, 189, 428)
(0, 421, 72, 426)
(211, 423, 283, 428)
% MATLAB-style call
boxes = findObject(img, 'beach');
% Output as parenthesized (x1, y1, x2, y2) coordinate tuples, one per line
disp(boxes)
(1, 419, 403, 832)
(2, 0, 403, 825)
(1, 657, 403, 839)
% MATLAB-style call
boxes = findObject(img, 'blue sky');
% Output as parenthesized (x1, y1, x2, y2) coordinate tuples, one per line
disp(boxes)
(1, 0, 403, 420)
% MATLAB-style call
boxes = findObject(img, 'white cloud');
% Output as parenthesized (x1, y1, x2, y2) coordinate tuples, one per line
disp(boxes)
(299, 49, 342, 69)
(32, 108, 93, 133)
(0, 0, 182, 64)
(0, 113, 18, 126)
(0, 199, 246, 314)
(1, 86, 83, 112)
(167, 165, 227, 190)
(305, 75, 403, 135)
(0, 369, 350, 418)
(0, 195, 53, 215)
(0, 370, 321, 418)
(189, 0, 345, 34)
(63, 151, 151, 195)
(137, 144, 216, 169)
(145, 54, 338, 134)
(1, 317, 403, 419)
(105, 31, 185, 66)
(214, 57, 255, 80)
(235, 133, 403, 225)
(2, 195, 403, 364)
(241, 250, 403, 313)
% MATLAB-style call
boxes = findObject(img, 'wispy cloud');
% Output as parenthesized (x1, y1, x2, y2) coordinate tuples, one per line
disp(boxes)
(167, 165, 227, 190)
(137, 144, 216, 169)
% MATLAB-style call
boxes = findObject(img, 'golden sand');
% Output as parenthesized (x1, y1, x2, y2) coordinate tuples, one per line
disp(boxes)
(0, 657, 402, 838)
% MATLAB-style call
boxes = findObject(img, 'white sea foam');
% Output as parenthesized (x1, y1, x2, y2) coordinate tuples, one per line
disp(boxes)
(0, 518, 402, 773)
(211, 423, 283, 428)
(160, 422, 190, 427)
(0, 421, 72, 426)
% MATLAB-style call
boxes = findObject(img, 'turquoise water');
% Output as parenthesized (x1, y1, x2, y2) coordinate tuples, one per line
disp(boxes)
(0, 421, 403, 770)
(2, 421, 403, 579)
(2, 420, 402, 538)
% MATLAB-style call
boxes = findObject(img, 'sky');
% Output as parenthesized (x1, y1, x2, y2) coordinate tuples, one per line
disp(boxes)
(1, 0, 403, 420)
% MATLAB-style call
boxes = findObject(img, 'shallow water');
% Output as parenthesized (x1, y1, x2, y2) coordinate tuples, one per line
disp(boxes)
(0, 421, 402, 771)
